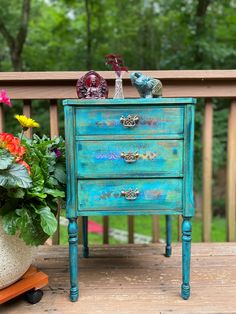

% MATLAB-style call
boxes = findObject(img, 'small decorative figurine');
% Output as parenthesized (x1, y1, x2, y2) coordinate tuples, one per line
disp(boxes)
(76, 70, 108, 99)
(105, 54, 128, 99)
(130, 72, 162, 98)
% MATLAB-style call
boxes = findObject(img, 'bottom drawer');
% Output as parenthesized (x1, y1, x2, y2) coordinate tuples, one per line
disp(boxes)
(78, 179, 183, 214)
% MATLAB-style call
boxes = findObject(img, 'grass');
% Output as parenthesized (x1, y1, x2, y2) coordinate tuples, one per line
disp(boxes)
(59, 215, 227, 245)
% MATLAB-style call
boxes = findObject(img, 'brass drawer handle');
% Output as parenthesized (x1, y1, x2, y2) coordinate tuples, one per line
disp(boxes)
(120, 151, 139, 163)
(120, 115, 139, 128)
(121, 189, 140, 200)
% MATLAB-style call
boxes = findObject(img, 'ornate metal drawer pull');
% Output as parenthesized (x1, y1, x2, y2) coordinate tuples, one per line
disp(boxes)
(121, 188, 140, 200)
(120, 115, 139, 128)
(120, 151, 139, 163)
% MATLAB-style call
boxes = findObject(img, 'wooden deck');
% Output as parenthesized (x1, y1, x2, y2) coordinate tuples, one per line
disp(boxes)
(1, 243, 236, 313)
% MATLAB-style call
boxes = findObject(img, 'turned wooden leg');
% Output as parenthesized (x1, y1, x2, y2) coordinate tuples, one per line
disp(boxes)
(68, 218, 79, 302)
(181, 217, 192, 300)
(165, 215, 172, 257)
(82, 216, 89, 258)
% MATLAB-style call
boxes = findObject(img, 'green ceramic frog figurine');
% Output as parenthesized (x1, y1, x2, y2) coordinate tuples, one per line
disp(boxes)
(130, 72, 162, 98)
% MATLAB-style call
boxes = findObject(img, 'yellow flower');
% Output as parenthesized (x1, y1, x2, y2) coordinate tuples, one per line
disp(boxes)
(15, 115, 40, 129)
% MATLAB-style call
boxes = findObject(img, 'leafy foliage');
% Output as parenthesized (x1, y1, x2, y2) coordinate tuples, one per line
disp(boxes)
(0, 135, 66, 245)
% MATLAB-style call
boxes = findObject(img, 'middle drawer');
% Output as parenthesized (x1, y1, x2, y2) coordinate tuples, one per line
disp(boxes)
(76, 139, 183, 178)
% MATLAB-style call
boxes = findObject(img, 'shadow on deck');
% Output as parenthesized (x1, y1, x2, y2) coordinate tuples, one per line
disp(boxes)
(1, 243, 236, 314)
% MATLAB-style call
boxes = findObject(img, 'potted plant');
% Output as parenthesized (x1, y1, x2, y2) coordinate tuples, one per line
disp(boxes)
(0, 91, 66, 289)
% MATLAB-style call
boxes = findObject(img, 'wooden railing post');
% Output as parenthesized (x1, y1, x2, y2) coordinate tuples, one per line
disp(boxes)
(128, 216, 134, 243)
(50, 99, 59, 138)
(177, 216, 182, 241)
(50, 100, 60, 245)
(103, 217, 109, 244)
(78, 218, 83, 245)
(23, 100, 32, 138)
(0, 105, 4, 133)
(226, 100, 236, 242)
(202, 99, 213, 242)
(152, 216, 160, 243)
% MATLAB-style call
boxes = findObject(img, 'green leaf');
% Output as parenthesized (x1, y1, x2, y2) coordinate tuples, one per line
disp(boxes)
(7, 188, 25, 199)
(2, 211, 19, 235)
(54, 163, 66, 184)
(16, 207, 48, 246)
(36, 206, 57, 236)
(43, 188, 65, 198)
(27, 191, 47, 199)
(30, 164, 44, 192)
(0, 150, 14, 170)
(0, 163, 32, 189)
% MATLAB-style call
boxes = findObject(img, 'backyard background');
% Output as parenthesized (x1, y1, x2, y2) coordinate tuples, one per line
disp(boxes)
(1, 0, 236, 243)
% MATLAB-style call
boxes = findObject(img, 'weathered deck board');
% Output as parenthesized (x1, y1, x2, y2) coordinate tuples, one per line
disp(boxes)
(1, 243, 236, 314)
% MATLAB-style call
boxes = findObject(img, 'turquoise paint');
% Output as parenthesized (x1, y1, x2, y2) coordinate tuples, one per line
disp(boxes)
(64, 106, 77, 219)
(68, 218, 79, 302)
(78, 178, 183, 212)
(63, 97, 196, 106)
(181, 218, 192, 300)
(183, 105, 195, 217)
(75, 106, 184, 136)
(76, 140, 183, 178)
(76, 134, 184, 141)
(63, 97, 196, 301)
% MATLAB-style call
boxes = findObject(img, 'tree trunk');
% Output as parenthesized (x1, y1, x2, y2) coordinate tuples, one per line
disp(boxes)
(0, 0, 31, 71)
(84, 0, 92, 70)
(194, 0, 211, 66)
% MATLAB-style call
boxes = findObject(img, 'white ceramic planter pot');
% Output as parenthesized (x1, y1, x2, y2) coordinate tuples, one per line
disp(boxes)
(0, 221, 34, 289)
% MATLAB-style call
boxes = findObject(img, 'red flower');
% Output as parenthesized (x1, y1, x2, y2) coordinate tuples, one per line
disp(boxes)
(105, 54, 128, 77)
(0, 90, 12, 107)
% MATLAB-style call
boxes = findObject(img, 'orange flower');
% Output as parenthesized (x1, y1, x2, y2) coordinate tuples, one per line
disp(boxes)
(0, 133, 25, 157)
(0, 132, 30, 173)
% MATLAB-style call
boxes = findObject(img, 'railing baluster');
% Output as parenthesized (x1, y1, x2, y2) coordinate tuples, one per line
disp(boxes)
(103, 216, 109, 244)
(23, 100, 32, 138)
(78, 218, 83, 245)
(0, 105, 4, 132)
(152, 216, 160, 242)
(49, 99, 60, 245)
(177, 216, 182, 241)
(226, 100, 236, 242)
(50, 99, 59, 138)
(202, 98, 213, 242)
(128, 216, 134, 243)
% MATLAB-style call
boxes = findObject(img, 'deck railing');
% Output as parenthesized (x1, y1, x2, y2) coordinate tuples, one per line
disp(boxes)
(0, 70, 235, 243)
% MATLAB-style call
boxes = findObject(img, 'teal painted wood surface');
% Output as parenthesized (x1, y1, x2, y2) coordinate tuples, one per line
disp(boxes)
(63, 97, 196, 301)
(75, 106, 184, 136)
(64, 106, 77, 218)
(68, 218, 79, 302)
(76, 139, 183, 178)
(78, 178, 183, 212)
(181, 218, 192, 300)
(76, 134, 184, 141)
(63, 97, 196, 106)
(183, 105, 195, 217)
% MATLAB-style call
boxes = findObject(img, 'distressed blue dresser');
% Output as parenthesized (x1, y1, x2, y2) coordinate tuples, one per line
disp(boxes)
(63, 97, 196, 302)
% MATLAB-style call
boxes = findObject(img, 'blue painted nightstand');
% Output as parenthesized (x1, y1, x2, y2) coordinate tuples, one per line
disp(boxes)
(63, 97, 196, 302)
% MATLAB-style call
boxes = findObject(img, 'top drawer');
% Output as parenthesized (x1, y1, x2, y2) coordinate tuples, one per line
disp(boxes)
(75, 106, 184, 137)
